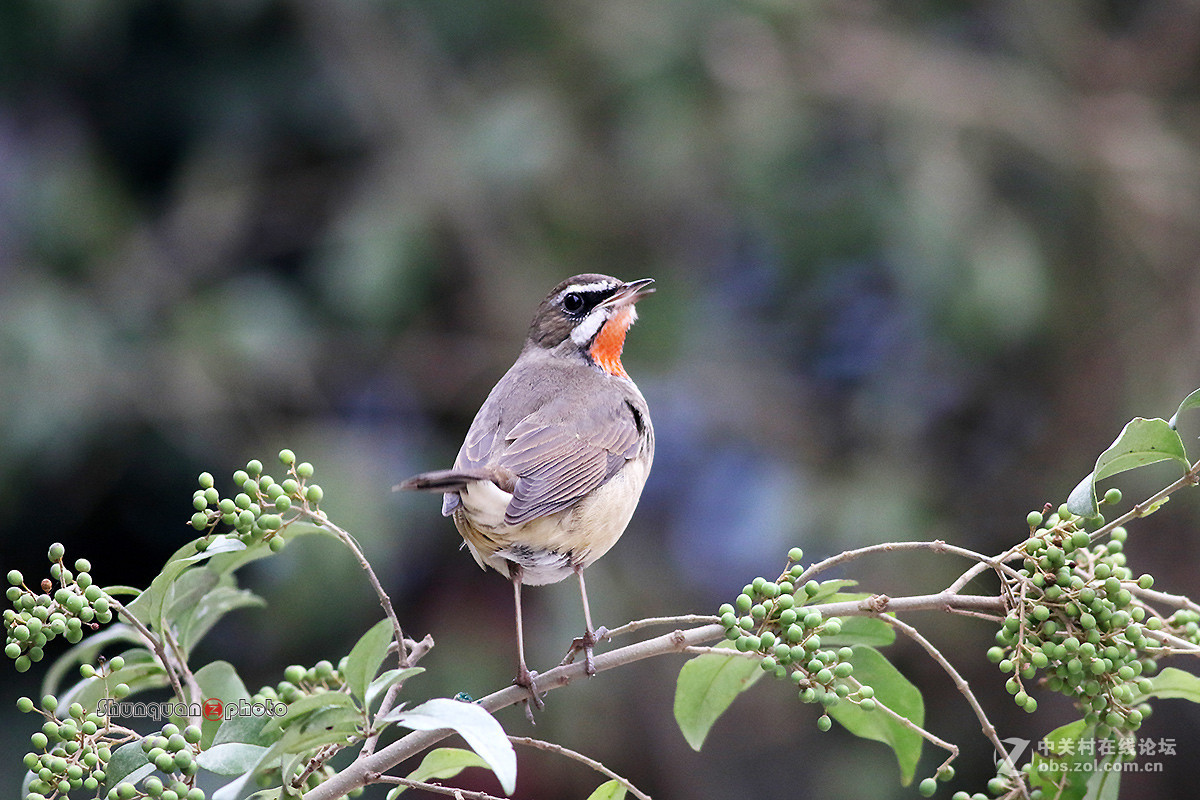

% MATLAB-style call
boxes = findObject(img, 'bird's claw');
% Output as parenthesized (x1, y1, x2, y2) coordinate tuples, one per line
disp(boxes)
(559, 625, 609, 675)
(515, 666, 544, 721)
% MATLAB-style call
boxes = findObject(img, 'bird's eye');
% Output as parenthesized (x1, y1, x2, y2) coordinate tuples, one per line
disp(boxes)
(562, 292, 585, 314)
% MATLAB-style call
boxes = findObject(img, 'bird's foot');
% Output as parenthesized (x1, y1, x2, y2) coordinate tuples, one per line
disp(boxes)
(559, 625, 609, 675)
(515, 665, 544, 721)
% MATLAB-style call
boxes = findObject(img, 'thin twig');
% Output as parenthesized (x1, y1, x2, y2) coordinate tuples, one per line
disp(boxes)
(1131, 586, 1200, 616)
(796, 540, 1027, 587)
(107, 597, 187, 707)
(605, 615, 721, 639)
(510, 736, 652, 800)
(307, 510, 409, 667)
(1086, 457, 1200, 544)
(884, 615, 1029, 800)
(160, 623, 204, 729)
(372, 774, 506, 800)
(364, 635, 437, 758)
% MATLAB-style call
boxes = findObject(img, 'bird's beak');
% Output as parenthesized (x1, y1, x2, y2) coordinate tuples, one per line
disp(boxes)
(601, 278, 655, 308)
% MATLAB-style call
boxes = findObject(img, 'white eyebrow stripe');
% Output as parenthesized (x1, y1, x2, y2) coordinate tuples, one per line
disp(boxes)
(557, 281, 618, 301)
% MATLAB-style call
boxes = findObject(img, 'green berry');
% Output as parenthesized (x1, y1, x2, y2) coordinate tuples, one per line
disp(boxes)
(296, 462, 315, 479)
(919, 777, 938, 797)
(816, 714, 832, 731)
(787, 547, 804, 562)
(1137, 574, 1154, 590)
(1103, 488, 1122, 505)
(305, 484, 323, 503)
(48, 543, 65, 562)
(279, 449, 296, 466)
(1026, 511, 1043, 528)
(7, 569, 22, 586)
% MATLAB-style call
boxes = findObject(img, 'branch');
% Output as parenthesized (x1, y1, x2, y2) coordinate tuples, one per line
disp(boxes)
(305, 511, 409, 667)
(301, 623, 726, 800)
(302, 587, 1012, 800)
(372, 774, 506, 800)
(884, 615, 1029, 800)
(510, 736, 652, 800)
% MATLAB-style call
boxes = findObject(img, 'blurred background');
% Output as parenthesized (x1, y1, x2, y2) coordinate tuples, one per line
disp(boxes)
(4, 0, 1200, 797)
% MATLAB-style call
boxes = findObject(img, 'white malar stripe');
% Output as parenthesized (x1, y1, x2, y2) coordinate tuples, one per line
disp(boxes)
(570, 306, 608, 346)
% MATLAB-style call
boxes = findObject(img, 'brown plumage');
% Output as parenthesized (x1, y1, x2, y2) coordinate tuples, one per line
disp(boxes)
(398, 274, 655, 707)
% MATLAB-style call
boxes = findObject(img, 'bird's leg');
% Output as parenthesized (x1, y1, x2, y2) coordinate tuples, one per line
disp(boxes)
(559, 566, 608, 675)
(511, 567, 544, 715)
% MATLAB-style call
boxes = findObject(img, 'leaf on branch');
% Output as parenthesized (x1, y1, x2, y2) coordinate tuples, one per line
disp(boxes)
(124, 537, 248, 628)
(366, 667, 425, 711)
(385, 698, 517, 795)
(197, 742, 272, 776)
(345, 617, 397, 703)
(1168, 386, 1200, 429)
(101, 741, 155, 794)
(801, 580, 859, 605)
(585, 779, 628, 800)
(1028, 719, 1095, 800)
(1132, 666, 1200, 703)
(820, 615, 897, 648)
(386, 747, 492, 797)
(826, 645, 924, 785)
(1067, 418, 1189, 518)
(177, 583, 265, 654)
(674, 644, 763, 751)
(194, 661, 253, 747)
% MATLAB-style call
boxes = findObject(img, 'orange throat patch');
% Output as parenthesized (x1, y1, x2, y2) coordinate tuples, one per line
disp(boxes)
(590, 307, 635, 378)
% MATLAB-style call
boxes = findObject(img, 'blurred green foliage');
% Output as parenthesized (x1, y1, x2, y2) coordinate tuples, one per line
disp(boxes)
(4, 0, 1200, 797)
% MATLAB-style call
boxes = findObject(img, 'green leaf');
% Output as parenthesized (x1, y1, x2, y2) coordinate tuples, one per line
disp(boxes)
(344, 618, 396, 702)
(673, 646, 763, 751)
(197, 742, 271, 776)
(263, 691, 360, 741)
(801, 580, 860, 606)
(1067, 418, 1190, 517)
(1132, 666, 1200, 702)
(1028, 719, 1093, 800)
(274, 703, 361, 754)
(101, 741, 155, 793)
(366, 667, 425, 711)
(177, 584, 265, 654)
(826, 645, 924, 785)
(1169, 387, 1200, 429)
(125, 537, 247, 627)
(1084, 760, 1121, 800)
(213, 708, 277, 748)
(388, 698, 517, 795)
(585, 780, 628, 800)
(194, 661, 253, 747)
(387, 747, 492, 796)
(821, 615, 896, 647)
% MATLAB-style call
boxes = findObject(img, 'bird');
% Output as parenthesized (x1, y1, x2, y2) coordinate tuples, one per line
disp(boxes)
(397, 274, 655, 707)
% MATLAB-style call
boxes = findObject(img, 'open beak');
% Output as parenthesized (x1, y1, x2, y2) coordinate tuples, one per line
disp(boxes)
(601, 277, 655, 308)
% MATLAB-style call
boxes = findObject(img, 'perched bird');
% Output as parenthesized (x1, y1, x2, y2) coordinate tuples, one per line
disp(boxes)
(398, 274, 655, 705)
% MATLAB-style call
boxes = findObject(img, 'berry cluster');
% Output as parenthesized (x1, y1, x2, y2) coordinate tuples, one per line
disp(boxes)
(717, 548, 875, 733)
(15, 661, 204, 800)
(992, 493, 1163, 736)
(105, 722, 206, 800)
(5, 544, 112, 673)
(255, 657, 349, 708)
(189, 450, 325, 553)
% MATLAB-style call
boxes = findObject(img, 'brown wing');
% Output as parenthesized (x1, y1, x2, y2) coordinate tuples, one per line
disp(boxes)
(497, 393, 642, 525)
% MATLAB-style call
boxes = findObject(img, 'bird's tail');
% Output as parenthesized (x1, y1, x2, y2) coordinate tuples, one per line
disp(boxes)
(394, 467, 516, 494)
